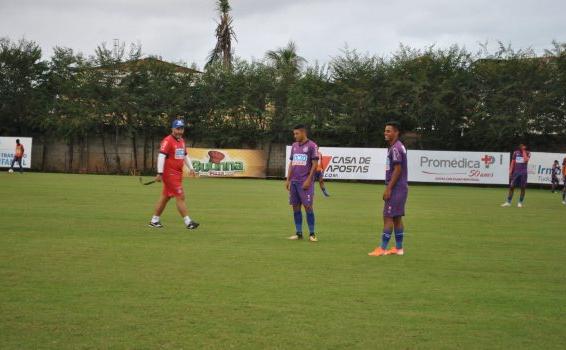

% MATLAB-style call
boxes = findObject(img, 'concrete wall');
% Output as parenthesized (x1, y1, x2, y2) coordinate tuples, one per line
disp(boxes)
(30, 134, 288, 177)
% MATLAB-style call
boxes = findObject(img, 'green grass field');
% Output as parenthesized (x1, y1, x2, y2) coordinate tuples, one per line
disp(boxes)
(1, 173, 565, 349)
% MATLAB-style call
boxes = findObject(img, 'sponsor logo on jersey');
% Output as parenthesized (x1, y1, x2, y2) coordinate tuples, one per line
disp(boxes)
(175, 148, 185, 159)
(292, 154, 308, 166)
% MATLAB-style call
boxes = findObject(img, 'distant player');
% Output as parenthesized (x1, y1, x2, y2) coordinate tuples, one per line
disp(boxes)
(501, 143, 530, 208)
(551, 160, 560, 193)
(314, 149, 330, 197)
(9, 139, 24, 173)
(369, 121, 408, 256)
(286, 125, 319, 242)
(148, 119, 199, 229)
(562, 158, 566, 205)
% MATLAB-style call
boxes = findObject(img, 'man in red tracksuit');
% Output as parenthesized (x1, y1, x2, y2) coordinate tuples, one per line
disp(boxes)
(148, 119, 200, 229)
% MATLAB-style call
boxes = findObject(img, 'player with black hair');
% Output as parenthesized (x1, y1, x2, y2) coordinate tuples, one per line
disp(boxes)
(502, 143, 530, 208)
(286, 124, 319, 241)
(9, 139, 24, 173)
(369, 121, 408, 256)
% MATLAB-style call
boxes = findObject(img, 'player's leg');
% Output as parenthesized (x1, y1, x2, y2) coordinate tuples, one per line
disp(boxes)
(9, 157, 16, 171)
(17, 158, 23, 173)
(369, 216, 394, 256)
(304, 204, 317, 241)
(387, 216, 405, 256)
(319, 176, 330, 197)
(518, 187, 526, 207)
(289, 182, 304, 240)
(370, 186, 407, 256)
(518, 175, 527, 207)
(154, 194, 170, 216)
(300, 183, 317, 241)
(382, 216, 394, 248)
(502, 178, 516, 206)
(292, 204, 303, 237)
(174, 194, 199, 229)
(562, 180, 566, 204)
(149, 194, 170, 228)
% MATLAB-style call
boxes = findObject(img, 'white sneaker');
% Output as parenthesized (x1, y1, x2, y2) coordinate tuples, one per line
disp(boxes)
(501, 202, 511, 207)
(517, 202, 523, 208)
(562, 201, 566, 205)
(288, 234, 303, 240)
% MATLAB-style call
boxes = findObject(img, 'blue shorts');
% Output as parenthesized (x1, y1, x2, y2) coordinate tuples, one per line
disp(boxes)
(289, 181, 314, 207)
(510, 173, 528, 188)
(383, 188, 408, 218)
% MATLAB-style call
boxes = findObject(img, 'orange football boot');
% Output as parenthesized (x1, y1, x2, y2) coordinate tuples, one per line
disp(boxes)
(368, 247, 387, 256)
(385, 247, 404, 256)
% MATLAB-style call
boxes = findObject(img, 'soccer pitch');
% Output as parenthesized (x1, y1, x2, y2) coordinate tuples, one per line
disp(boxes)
(1, 173, 565, 349)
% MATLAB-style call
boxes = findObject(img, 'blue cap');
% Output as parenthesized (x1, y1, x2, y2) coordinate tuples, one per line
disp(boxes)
(172, 119, 185, 129)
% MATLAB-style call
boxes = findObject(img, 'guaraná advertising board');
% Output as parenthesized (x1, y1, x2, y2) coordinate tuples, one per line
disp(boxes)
(186, 148, 267, 178)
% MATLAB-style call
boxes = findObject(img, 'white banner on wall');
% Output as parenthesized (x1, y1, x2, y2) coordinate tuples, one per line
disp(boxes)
(285, 146, 387, 180)
(407, 150, 510, 184)
(0, 137, 33, 168)
(284, 146, 565, 186)
(527, 152, 566, 184)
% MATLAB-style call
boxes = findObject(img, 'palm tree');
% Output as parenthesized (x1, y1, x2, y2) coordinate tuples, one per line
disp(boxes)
(265, 41, 306, 81)
(265, 41, 306, 127)
(206, 0, 236, 69)
(264, 41, 307, 173)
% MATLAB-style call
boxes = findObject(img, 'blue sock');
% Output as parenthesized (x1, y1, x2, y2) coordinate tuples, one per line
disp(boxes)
(563, 191, 565, 201)
(507, 195, 512, 203)
(380, 230, 392, 249)
(306, 210, 315, 235)
(519, 194, 525, 203)
(394, 228, 404, 249)
(293, 211, 303, 234)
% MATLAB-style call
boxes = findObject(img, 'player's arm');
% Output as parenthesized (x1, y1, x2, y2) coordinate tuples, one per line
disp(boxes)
(303, 158, 318, 190)
(184, 152, 196, 177)
(509, 158, 515, 175)
(285, 162, 293, 191)
(302, 146, 319, 190)
(155, 154, 166, 182)
(522, 150, 530, 162)
(155, 139, 170, 182)
(383, 164, 401, 201)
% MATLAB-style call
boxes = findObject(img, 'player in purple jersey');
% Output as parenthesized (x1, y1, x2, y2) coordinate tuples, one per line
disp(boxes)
(286, 125, 319, 242)
(501, 143, 531, 208)
(369, 121, 408, 256)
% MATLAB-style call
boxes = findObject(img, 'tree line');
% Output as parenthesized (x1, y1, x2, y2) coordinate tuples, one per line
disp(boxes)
(1, 37, 565, 172)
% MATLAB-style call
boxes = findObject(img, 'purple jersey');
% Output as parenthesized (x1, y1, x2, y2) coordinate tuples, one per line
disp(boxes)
(385, 140, 408, 190)
(289, 140, 319, 182)
(511, 150, 530, 175)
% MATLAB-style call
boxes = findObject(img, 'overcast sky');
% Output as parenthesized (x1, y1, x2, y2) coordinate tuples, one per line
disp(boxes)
(1, 0, 565, 68)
